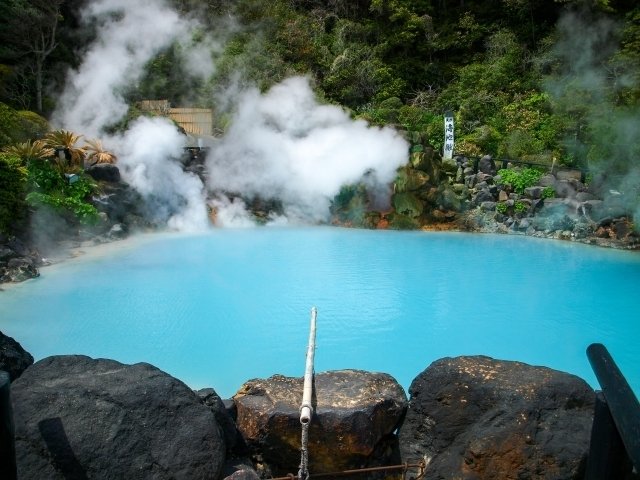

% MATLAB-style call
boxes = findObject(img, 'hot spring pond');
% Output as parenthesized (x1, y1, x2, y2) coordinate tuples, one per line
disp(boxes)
(1, 228, 639, 398)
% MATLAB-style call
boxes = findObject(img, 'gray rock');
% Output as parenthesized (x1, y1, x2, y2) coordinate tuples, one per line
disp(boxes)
(234, 370, 407, 475)
(399, 356, 595, 480)
(107, 223, 127, 239)
(538, 174, 557, 187)
(575, 191, 596, 202)
(524, 186, 544, 199)
(478, 155, 497, 175)
(474, 189, 495, 204)
(555, 180, 576, 198)
(0, 331, 34, 381)
(0, 257, 39, 283)
(12, 355, 225, 479)
(556, 169, 583, 182)
(0, 246, 14, 260)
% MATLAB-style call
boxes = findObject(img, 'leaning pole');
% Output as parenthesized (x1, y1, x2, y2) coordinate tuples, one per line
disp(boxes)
(298, 307, 317, 480)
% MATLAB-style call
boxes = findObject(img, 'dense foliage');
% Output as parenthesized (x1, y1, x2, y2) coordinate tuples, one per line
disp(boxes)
(0, 152, 28, 235)
(497, 167, 544, 194)
(0, 0, 638, 234)
(25, 160, 99, 225)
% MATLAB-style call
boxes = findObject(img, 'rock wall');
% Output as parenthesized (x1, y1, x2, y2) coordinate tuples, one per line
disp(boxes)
(1, 342, 603, 480)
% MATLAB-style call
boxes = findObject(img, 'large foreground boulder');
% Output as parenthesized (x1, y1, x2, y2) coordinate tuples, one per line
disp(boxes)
(234, 369, 407, 476)
(0, 331, 33, 381)
(399, 356, 595, 479)
(12, 355, 225, 479)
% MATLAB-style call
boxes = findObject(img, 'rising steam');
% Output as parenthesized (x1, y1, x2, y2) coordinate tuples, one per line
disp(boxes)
(52, 0, 213, 231)
(51, 1, 408, 231)
(206, 76, 409, 226)
(545, 10, 640, 223)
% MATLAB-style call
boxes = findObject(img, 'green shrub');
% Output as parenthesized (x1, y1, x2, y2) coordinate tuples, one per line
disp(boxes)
(514, 200, 529, 213)
(0, 152, 28, 234)
(496, 202, 508, 214)
(542, 186, 555, 199)
(497, 167, 543, 194)
(26, 161, 99, 224)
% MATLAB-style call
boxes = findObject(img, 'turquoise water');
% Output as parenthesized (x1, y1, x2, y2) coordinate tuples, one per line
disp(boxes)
(1, 228, 639, 399)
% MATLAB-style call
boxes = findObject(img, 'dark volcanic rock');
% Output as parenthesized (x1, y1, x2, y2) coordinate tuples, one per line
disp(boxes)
(478, 155, 497, 175)
(197, 387, 238, 451)
(234, 369, 407, 475)
(0, 331, 34, 381)
(86, 163, 121, 183)
(399, 356, 595, 480)
(223, 467, 261, 480)
(0, 237, 42, 283)
(12, 355, 225, 479)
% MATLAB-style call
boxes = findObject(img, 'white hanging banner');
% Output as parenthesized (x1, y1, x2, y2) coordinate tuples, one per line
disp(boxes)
(443, 111, 454, 160)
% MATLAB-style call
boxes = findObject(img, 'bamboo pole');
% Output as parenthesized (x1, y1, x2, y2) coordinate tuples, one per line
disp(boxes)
(300, 307, 317, 425)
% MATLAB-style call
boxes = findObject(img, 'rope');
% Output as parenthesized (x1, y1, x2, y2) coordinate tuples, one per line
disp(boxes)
(298, 421, 310, 480)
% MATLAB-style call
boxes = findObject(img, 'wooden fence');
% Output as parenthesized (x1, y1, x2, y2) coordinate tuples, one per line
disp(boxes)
(138, 100, 213, 136)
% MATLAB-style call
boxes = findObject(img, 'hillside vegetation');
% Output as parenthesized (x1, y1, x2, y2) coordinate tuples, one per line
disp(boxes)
(0, 0, 639, 236)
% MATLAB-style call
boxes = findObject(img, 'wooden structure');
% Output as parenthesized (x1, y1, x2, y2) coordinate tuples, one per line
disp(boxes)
(138, 100, 213, 136)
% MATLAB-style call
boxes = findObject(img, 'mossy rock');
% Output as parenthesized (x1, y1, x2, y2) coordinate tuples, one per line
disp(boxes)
(0, 103, 49, 147)
(441, 158, 458, 177)
(408, 131, 428, 145)
(395, 167, 430, 193)
(362, 211, 381, 229)
(17, 111, 49, 140)
(438, 184, 462, 211)
(411, 146, 441, 177)
(392, 192, 424, 218)
(387, 212, 420, 230)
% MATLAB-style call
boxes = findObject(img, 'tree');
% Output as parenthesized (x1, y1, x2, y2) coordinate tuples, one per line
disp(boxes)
(0, 0, 63, 113)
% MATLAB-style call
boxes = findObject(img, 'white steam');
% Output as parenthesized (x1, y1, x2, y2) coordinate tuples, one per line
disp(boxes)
(546, 10, 640, 225)
(113, 117, 208, 231)
(53, 0, 196, 138)
(207, 76, 409, 225)
(51, 2, 408, 231)
(51, 0, 214, 232)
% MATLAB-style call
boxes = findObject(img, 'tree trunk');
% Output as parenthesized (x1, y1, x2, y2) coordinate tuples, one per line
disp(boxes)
(35, 55, 44, 113)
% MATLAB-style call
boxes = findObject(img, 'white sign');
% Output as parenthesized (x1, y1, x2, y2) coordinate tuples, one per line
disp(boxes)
(444, 112, 454, 160)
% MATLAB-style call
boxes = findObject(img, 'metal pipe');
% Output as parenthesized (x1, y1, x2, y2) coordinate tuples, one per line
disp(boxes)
(300, 307, 317, 425)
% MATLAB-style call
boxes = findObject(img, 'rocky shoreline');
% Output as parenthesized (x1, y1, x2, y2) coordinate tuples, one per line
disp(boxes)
(2, 149, 638, 287)
(1, 331, 599, 479)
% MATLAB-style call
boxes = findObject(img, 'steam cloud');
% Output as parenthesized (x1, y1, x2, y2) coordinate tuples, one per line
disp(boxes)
(51, 1, 408, 230)
(53, 0, 196, 138)
(545, 10, 640, 223)
(52, 0, 213, 231)
(206, 76, 409, 225)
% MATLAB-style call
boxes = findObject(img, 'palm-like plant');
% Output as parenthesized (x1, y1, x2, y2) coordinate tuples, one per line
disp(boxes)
(2, 140, 54, 162)
(84, 139, 117, 166)
(43, 130, 86, 169)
